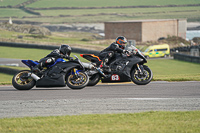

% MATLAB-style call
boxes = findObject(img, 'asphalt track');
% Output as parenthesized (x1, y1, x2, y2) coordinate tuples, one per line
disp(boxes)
(0, 81, 200, 118)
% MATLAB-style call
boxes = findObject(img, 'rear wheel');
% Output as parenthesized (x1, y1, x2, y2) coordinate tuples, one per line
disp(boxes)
(66, 71, 89, 89)
(12, 70, 36, 90)
(131, 65, 153, 85)
(87, 73, 101, 86)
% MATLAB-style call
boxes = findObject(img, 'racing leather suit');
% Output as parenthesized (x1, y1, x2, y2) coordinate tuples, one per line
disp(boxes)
(98, 42, 125, 68)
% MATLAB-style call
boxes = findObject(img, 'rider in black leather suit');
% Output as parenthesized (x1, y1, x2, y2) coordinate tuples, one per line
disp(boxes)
(98, 36, 128, 69)
(33, 44, 73, 72)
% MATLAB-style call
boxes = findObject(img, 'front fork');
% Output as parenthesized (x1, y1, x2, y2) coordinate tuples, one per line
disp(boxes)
(73, 68, 77, 75)
(73, 68, 78, 76)
(72, 68, 82, 79)
(137, 64, 144, 73)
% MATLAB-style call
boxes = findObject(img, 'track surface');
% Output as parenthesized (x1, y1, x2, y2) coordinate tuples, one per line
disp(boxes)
(0, 81, 200, 118)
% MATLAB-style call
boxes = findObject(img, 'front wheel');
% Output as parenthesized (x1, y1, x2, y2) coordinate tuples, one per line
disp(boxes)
(131, 65, 153, 85)
(66, 71, 89, 89)
(163, 54, 168, 58)
(12, 70, 36, 90)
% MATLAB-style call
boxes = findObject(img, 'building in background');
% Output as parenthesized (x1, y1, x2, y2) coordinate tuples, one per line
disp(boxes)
(104, 19, 187, 42)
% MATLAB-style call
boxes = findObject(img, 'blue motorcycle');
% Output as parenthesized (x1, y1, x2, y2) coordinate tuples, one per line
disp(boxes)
(12, 55, 89, 90)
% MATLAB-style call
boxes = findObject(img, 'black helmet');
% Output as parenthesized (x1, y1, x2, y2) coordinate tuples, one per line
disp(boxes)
(116, 36, 127, 49)
(59, 44, 71, 56)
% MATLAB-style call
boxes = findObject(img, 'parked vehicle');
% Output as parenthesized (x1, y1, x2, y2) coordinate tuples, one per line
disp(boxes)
(143, 44, 170, 58)
(80, 44, 153, 86)
(12, 55, 89, 90)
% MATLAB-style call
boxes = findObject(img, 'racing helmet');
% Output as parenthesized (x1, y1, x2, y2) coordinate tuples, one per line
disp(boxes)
(116, 36, 127, 49)
(59, 44, 72, 56)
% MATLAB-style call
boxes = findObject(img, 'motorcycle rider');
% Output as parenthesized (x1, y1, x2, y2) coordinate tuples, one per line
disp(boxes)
(33, 44, 73, 72)
(96, 36, 128, 75)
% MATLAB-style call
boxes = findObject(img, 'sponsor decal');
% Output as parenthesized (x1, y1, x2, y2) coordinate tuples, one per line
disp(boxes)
(111, 74, 120, 81)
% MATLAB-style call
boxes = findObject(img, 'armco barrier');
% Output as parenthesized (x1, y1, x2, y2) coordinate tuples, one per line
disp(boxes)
(0, 42, 100, 55)
(0, 67, 19, 75)
(173, 53, 200, 63)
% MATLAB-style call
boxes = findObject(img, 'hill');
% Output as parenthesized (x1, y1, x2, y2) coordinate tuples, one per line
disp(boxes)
(0, 0, 200, 24)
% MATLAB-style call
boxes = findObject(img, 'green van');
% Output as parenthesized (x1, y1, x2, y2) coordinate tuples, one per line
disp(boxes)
(143, 44, 170, 58)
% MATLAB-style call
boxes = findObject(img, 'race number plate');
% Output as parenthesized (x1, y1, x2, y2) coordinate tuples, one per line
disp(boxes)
(111, 74, 120, 81)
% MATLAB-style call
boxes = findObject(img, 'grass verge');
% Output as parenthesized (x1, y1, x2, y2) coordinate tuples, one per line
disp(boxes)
(0, 73, 13, 85)
(0, 111, 200, 133)
(147, 59, 200, 81)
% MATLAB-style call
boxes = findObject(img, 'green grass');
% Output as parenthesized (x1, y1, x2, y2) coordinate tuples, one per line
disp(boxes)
(0, 111, 200, 133)
(35, 6, 200, 23)
(37, 6, 200, 16)
(2, 0, 200, 7)
(0, 46, 52, 60)
(3, 7, 199, 23)
(26, 0, 200, 8)
(33, 6, 200, 23)
(0, 73, 13, 84)
(1, 0, 200, 23)
(8, 13, 199, 24)
(0, 8, 36, 18)
(147, 59, 200, 81)
(0, 0, 27, 6)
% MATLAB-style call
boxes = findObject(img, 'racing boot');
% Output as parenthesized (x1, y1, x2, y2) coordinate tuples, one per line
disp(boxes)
(100, 58, 111, 72)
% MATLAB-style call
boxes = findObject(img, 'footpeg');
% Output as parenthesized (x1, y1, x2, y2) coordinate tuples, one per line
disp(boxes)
(96, 68, 107, 77)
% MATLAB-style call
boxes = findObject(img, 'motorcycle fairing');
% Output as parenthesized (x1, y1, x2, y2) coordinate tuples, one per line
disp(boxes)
(36, 74, 66, 87)
(22, 58, 66, 69)
(101, 62, 142, 83)
(47, 61, 83, 77)
(101, 71, 131, 83)
(22, 60, 39, 68)
(108, 55, 143, 78)
(121, 56, 144, 78)
(36, 61, 83, 87)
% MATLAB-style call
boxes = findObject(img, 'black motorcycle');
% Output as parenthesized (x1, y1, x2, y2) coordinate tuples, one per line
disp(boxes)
(12, 55, 89, 90)
(80, 44, 153, 86)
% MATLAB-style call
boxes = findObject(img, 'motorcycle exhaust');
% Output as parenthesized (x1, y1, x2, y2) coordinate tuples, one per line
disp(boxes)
(82, 62, 95, 69)
(29, 73, 40, 81)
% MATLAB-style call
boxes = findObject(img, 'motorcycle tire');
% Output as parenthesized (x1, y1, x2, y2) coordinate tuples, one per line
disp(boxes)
(131, 65, 153, 85)
(87, 73, 101, 86)
(66, 71, 89, 89)
(12, 70, 36, 90)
